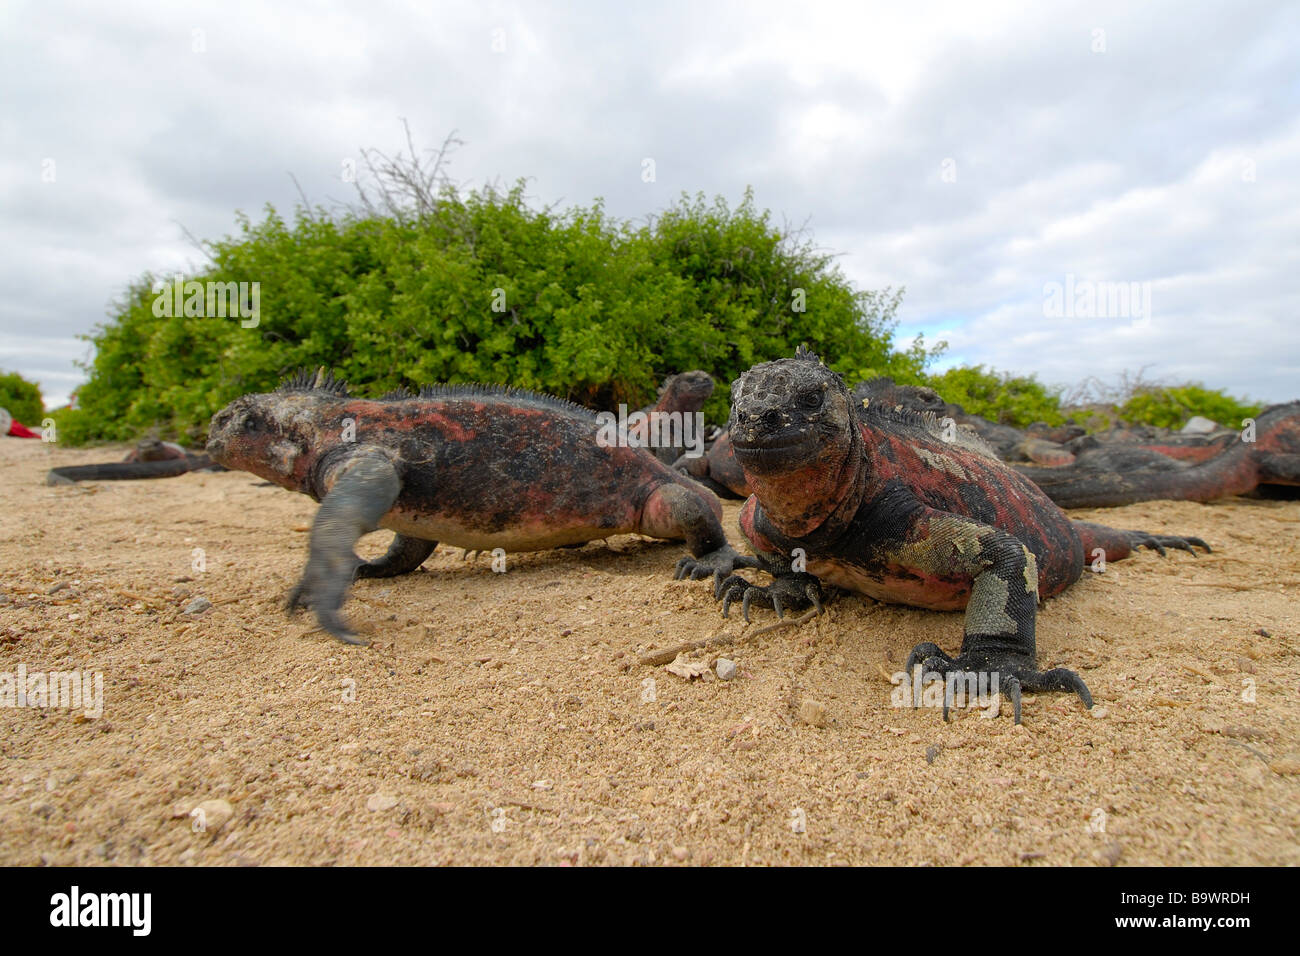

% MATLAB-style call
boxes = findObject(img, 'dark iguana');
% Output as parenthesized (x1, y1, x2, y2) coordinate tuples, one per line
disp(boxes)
(675, 348, 1210, 721)
(206, 368, 755, 644)
(1013, 402, 1300, 508)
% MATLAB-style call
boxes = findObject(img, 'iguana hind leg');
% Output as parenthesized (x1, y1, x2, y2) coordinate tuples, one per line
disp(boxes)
(355, 533, 436, 579)
(287, 454, 402, 644)
(1073, 521, 1210, 562)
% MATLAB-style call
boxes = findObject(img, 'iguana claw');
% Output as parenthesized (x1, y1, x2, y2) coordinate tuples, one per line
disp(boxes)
(287, 580, 368, 645)
(903, 642, 1092, 724)
(673, 545, 759, 582)
(1127, 531, 1211, 557)
(715, 572, 824, 623)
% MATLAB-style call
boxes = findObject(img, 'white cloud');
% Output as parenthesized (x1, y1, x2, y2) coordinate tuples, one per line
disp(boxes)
(0, 0, 1296, 411)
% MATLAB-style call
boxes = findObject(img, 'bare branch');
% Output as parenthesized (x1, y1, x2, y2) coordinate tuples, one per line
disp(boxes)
(288, 173, 317, 222)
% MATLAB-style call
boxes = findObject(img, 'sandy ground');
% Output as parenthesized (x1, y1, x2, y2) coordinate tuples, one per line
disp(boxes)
(2, 437, 1298, 867)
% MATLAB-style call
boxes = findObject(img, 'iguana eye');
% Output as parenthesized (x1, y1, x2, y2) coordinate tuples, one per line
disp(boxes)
(800, 390, 824, 410)
(243, 416, 262, 434)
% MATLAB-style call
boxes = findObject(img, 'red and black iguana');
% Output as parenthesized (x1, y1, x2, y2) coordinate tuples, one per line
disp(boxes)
(205, 368, 754, 644)
(676, 348, 1210, 721)
(1013, 401, 1300, 508)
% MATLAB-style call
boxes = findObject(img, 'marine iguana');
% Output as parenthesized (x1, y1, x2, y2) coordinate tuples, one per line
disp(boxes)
(205, 368, 755, 644)
(1062, 427, 1237, 465)
(675, 348, 1209, 721)
(1014, 401, 1300, 508)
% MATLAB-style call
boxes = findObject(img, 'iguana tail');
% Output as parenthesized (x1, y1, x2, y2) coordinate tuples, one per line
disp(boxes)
(46, 456, 217, 485)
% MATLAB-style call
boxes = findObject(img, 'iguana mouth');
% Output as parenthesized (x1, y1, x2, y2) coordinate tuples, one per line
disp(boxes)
(731, 430, 816, 465)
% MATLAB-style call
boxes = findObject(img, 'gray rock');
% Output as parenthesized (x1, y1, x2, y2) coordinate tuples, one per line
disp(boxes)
(183, 596, 212, 615)
(1180, 415, 1219, 434)
(715, 658, 737, 681)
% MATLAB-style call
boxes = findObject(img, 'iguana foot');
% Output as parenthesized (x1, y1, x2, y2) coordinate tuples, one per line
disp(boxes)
(673, 545, 759, 582)
(903, 642, 1092, 724)
(355, 533, 436, 579)
(714, 571, 824, 622)
(1126, 531, 1211, 556)
(287, 576, 368, 645)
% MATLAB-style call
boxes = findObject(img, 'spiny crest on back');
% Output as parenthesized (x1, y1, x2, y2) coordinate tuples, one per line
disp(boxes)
(378, 381, 598, 420)
(277, 367, 351, 397)
(859, 398, 997, 459)
(794, 344, 823, 364)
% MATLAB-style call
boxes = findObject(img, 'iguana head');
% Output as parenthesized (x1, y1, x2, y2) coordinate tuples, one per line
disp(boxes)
(206, 368, 348, 494)
(658, 371, 714, 411)
(728, 346, 861, 536)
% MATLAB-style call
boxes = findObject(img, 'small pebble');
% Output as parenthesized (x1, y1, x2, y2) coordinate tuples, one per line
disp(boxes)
(798, 699, 828, 728)
(183, 597, 212, 615)
(192, 798, 234, 833)
(367, 793, 400, 812)
(715, 658, 737, 681)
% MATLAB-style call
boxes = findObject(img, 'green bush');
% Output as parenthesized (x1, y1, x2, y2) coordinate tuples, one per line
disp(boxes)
(1118, 384, 1262, 431)
(923, 365, 1065, 427)
(67, 185, 941, 444)
(0, 370, 43, 427)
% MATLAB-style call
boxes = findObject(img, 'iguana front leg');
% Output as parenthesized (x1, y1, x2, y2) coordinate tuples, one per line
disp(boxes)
(640, 482, 759, 580)
(287, 453, 402, 644)
(713, 552, 825, 622)
(686, 496, 825, 620)
(901, 509, 1092, 723)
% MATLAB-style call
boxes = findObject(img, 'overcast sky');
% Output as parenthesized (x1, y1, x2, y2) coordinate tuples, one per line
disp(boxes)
(3, 0, 1297, 410)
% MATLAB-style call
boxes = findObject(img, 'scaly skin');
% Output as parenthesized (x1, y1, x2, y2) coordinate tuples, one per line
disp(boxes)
(206, 368, 754, 644)
(676, 348, 1209, 723)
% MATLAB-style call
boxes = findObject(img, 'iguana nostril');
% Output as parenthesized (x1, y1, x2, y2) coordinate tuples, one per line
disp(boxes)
(761, 410, 781, 430)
